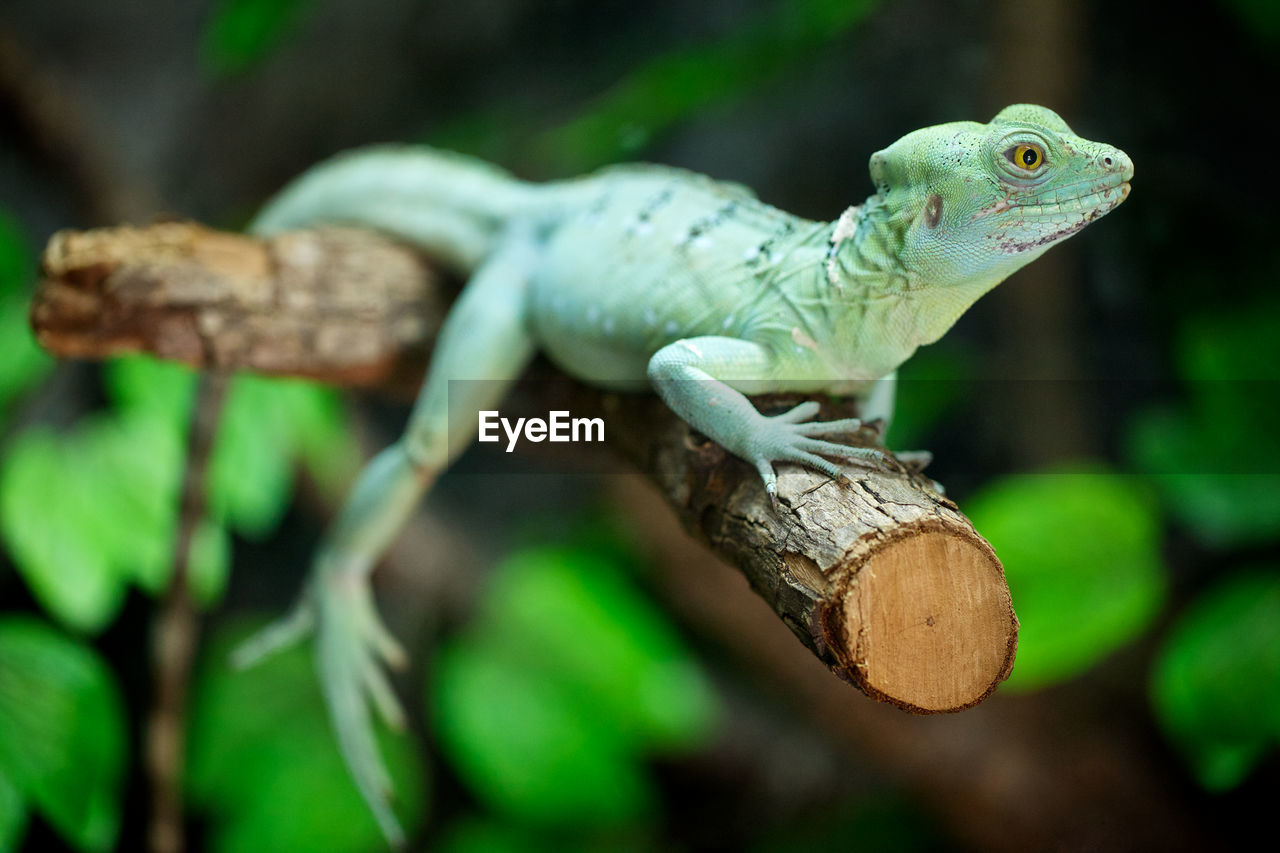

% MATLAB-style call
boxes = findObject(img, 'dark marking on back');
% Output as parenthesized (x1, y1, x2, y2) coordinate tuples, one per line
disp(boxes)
(749, 238, 773, 266)
(640, 186, 677, 220)
(685, 201, 741, 241)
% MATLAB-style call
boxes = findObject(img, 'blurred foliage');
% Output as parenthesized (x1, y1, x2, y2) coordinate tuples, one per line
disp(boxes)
(1150, 571, 1280, 790)
(881, 344, 974, 450)
(0, 769, 21, 853)
(0, 356, 356, 632)
(202, 0, 320, 77)
(1127, 295, 1280, 547)
(1, 414, 185, 631)
(0, 212, 52, 419)
(187, 621, 426, 853)
(0, 617, 126, 853)
(435, 814, 653, 853)
(1222, 0, 1280, 45)
(432, 545, 717, 831)
(966, 470, 1167, 691)
(753, 792, 948, 853)
(434, 0, 882, 175)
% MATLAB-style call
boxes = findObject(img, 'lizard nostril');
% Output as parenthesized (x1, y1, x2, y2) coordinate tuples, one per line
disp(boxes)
(1103, 155, 1114, 167)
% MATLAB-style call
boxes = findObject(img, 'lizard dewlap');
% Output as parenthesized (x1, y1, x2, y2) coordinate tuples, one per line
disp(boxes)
(243, 104, 1131, 841)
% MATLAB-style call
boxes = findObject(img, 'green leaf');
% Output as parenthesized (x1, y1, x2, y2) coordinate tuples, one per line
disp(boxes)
(0, 212, 52, 416)
(966, 470, 1167, 690)
(1127, 297, 1280, 547)
(275, 381, 359, 498)
(207, 374, 354, 537)
(0, 618, 126, 852)
(0, 409, 189, 630)
(432, 545, 717, 824)
(188, 519, 232, 605)
(0, 211, 30, 296)
(0, 429, 126, 632)
(76, 412, 185, 594)
(433, 639, 655, 825)
(1150, 570, 1280, 790)
(104, 356, 197, 429)
(5, 354, 351, 624)
(435, 817, 548, 853)
(187, 621, 426, 853)
(481, 548, 716, 750)
(0, 767, 26, 853)
(882, 344, 973, 450)
(436, 815, 651, 853)
(202, 0, 317, 77)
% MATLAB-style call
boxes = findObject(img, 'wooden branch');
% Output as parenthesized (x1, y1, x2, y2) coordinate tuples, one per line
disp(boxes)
(34, 223, 442, 392)
(33, 223, 1017, 713)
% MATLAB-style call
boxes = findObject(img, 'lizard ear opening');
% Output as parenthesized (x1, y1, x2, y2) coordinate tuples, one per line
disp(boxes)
(923, 194, 943, 228)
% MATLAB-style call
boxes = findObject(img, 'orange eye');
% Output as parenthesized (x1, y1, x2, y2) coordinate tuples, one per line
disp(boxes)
(1009, 144, 1044, 170)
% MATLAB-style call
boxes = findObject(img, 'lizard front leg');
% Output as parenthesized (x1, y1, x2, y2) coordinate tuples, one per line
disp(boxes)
(234, 230, 539, 844)
(647, 337, 884, 499)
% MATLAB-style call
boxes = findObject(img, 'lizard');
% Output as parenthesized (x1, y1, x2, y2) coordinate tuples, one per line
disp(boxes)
(232, 104, 1132, 842)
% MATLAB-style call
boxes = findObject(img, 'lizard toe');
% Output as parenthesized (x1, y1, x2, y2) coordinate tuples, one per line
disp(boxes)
(772, 400, 821, 423)
(792, 417, 863, 437)
(794, 437, 884, 467)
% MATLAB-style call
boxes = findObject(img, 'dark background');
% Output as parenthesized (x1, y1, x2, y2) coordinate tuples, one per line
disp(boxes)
(1, 1, 1277, 851)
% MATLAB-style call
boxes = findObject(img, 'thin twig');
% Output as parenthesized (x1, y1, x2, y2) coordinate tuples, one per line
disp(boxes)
(146, 372, 231, 853)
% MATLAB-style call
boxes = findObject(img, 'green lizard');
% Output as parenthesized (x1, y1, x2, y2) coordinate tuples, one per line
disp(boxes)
(234, 104, 1131, 842)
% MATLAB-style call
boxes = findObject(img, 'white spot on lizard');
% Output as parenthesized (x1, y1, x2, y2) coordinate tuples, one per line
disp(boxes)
(792, 326, 819, 352)
(825, 205, 860, 290)
(678, 340, 704, 358)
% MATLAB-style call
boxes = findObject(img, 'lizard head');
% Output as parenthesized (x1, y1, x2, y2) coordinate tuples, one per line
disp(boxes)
(867, 104, 1132, 291)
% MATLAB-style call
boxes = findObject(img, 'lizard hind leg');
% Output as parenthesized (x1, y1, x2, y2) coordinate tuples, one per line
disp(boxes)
(233, 230, 541, 844)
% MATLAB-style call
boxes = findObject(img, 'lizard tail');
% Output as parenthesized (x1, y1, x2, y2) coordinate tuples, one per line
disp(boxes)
(249, 146, 538, 272)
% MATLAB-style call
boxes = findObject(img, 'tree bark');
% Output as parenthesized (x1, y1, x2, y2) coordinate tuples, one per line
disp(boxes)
(33, 222, 1017, 713)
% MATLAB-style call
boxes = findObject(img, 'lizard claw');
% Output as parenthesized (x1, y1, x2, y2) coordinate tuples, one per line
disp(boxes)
(314, 572, 408, 844)
(895, 449, 933, 471)
(232, 571, 408, 847)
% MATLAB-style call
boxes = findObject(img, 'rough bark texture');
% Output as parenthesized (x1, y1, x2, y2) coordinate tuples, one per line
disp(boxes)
(35, 223, 440, 391)
(33, 222, 1017, 713)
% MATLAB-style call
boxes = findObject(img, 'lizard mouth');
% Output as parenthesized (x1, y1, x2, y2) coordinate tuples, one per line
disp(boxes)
(1015, 173, 1130, 215)
(994, 174, 1131, 253)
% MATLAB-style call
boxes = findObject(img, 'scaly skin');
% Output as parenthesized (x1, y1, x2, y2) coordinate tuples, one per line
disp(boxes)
(240, 104, 1132, 842)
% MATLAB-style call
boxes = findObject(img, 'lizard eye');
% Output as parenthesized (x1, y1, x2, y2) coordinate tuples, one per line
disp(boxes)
(1006, 143, 1045, 171)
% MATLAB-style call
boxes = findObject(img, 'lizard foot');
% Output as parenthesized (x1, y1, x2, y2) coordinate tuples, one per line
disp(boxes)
(751, 401, 892, 499)
(232, 569, 409, 847)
